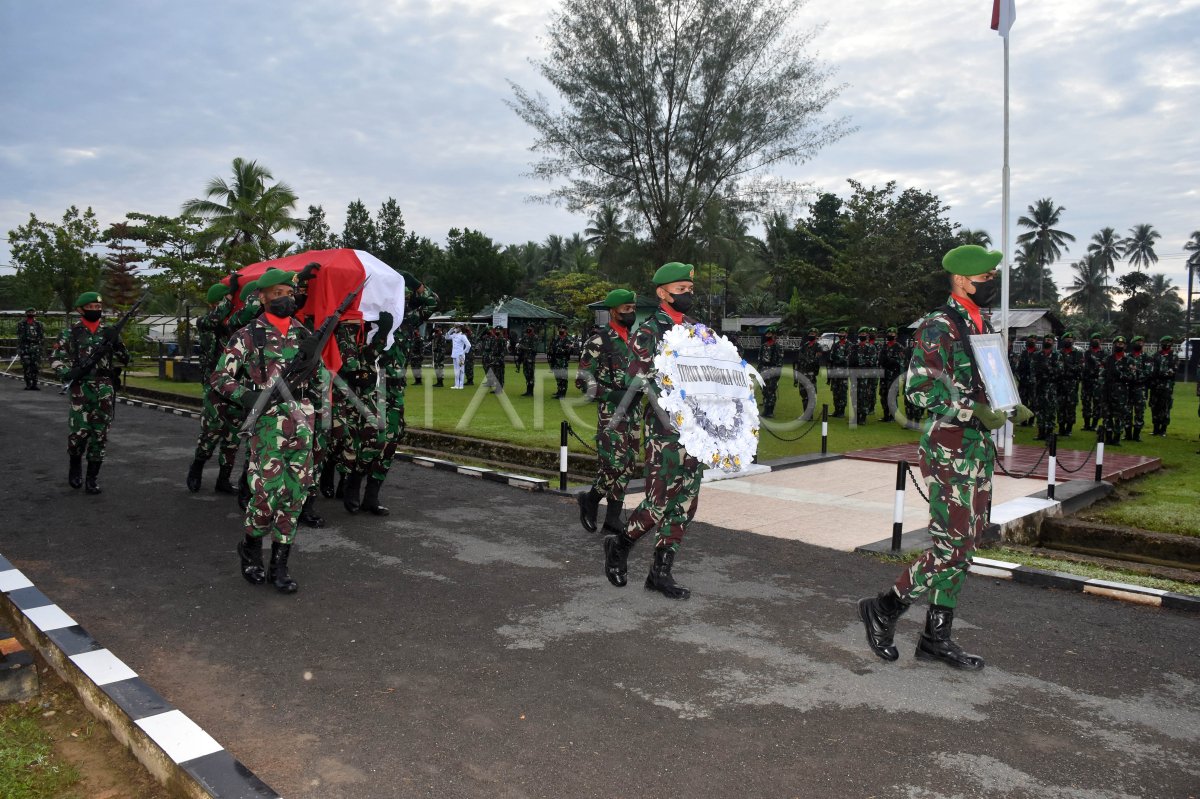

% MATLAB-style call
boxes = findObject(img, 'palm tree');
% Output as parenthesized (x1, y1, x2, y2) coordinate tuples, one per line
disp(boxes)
(584, 204, 628, 273)
(1122, 223, 1161, 271)
(181, 158, 303, 268)
(1016, 198, 1075, 301)
(1062, 255, 1112, 318)
(541, 234, 564, 272)
(956, 229, 992, 248)
(1185, 231, 1200, 354)
(1087, 227, 1124, 322)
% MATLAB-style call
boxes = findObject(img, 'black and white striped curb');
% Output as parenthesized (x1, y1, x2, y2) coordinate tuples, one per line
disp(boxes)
(970, 556, 1199, 613)
(0, 552, 280, 798)
(6, 374, 549, 491)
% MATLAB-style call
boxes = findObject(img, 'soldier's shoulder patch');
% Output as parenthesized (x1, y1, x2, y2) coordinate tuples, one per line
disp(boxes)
(916, 316, 949, 354)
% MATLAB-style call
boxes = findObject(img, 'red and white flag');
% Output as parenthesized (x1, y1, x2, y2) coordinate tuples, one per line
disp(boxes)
(991, 0, 1016, 37)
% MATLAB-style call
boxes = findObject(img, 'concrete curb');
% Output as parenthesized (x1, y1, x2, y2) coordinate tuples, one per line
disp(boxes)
(968, 556, 1199, 613)
(0, 552, 281, 798)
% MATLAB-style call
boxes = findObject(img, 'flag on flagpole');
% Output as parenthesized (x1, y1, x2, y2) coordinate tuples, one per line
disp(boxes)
(991, 0, 1016, 37)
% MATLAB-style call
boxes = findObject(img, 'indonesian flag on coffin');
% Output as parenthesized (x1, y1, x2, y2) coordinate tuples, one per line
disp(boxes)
(231, 248, 406, 374)
(991, 0, 1015, 37)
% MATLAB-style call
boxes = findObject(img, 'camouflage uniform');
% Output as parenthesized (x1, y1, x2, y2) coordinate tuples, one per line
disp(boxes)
(1098, 340, 1136, 445)
(1056, 338, 1084, 436)
(1030, 339, 1061, 440)
(1128, 338, 1152, 441)
(576, 322, 638, 518)
(893, 296, 994, 609)
(431, 329, 446, 387)
(793, 332, 822, 420)
(1081, 338, 1104, 431)
(757, 335, 784, 417)
(849, 331, 879, 424)
(902, 338, 923, 425)
(333, 321, 383, 479)
(1015, 339, 1038, 426)
(52, 319, 131, 464)
(548, 331, 573, 398)
(214, 316, 329, 546)
(371, 338, 408, 484)
(407, 329, 424, 385)
(1148, 339, 1178, 436)
(16, 313, 45, 389)
(827, 332, 850, 418)
(878, 333, 906, 422)
(463, 328, 476, 385)
(484, 329, 507, 391)
(517, 329, 539, 396)
(193, 296, 241, 475)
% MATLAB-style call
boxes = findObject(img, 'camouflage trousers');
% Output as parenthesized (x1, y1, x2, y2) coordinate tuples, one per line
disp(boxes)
(486, 360, 506, 388)
(797, 369, 819, 420)
(245, 402, 316, 545)
(521, 359, 536, 389)
(894, 425, 994, 608)
(760, 375, 780, 416)
(433, 353, 445, 383)
(1081, 379, 1100, 424)
(369, 386, 406, 482)
(1035, 387, 1058, 436)
(1102, 389, 1131, 439)
(337, 383, 383, 476)
(592, 402, 638, 502)
(67, 379, 115, 462)
(194, 383, 241, 468)
(881, 371, 903, 418)
(1057, 380, 1079, 431)
(1149, 384, 1174, 430)
(464, 353, 475, 384)
(829, 377, 848, 416)
(625, 435, 703, 552)
(20, 351, 41, 384)
(1130, 387, 1147, 432)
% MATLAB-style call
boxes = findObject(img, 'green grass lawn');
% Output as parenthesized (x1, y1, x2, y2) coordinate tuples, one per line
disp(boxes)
(0, 701, 81, 799)
(975, 547, 1200, 597)
(116, 361, 1200, 536)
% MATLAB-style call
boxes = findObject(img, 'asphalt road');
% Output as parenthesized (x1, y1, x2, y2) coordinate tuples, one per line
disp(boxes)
(2, 377, 1197, 799)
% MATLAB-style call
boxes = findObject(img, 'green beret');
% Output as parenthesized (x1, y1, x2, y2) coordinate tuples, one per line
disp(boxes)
(808, 327, 819, 334)
(1113, 335, 1126, 343)
(240, 281, 259, 301)
(25, 307, 36, 314)
(837, 327, 848, 334)
(887, 327, 897, 333)
(1090, 332, 1103, 339)
(943, 245, 1003, 276)
(1160, 335, 1174, 344)
(1131, 335, 1144, 344)
(255, 268, 295, 291)
(1063, 330, 1075, 338)
(652, 261, 695, 286)
(1042, 334, 1055, 341)
(858, 326, 870, 334)
(207, 283, 230, 304)
(74, 291, 101, 308)
(603, 289, 636, 308)
(1025, 335, 1038, 342)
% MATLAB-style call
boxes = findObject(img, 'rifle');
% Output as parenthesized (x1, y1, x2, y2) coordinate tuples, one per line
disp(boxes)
(239, 278, 368, 435)
(60, 292, 148, 394)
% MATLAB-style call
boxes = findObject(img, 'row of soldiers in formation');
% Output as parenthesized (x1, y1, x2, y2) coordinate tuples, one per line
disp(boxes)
(1012, 332, 1180, 444)
(756, 326, 919, 424)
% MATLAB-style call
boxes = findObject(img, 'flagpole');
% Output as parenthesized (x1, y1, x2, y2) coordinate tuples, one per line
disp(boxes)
(1000, 32, 1011, 351)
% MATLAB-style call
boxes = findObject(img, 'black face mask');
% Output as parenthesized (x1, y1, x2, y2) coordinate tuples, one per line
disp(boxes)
(267, 296, 297, 317)
(807, 335, 816, 341)
(615, 312, 636, 328)
(667, 292, 694, 313)
(858, 336, 867, 343)
(1132, 345, 1143, 353)
(968, 278, 999, 307)
(1114, 345, 1125, 353)
(887, 335, 896, 341)
(1043, 343, 1053, 350)
(81, 309, 102, 322)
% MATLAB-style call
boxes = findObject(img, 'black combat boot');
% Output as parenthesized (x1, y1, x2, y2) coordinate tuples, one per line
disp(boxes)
(84, 461, 102, 495)
(523, 382, 534, 397)
(237, 462, 251, 510)
(237, 534, 266, 584)
(342, 468, 363, 513)
(644, 546, 690, 600)
(298, 495, 325, 528)
(186, 458, 205, 492)
(335, 470, 346, 499)
(30, 376, 40, 390)
(268, 542, 298, 593)
(361, 477, 390, 516)
(1131, 427, 1142, 442)
(214, 462, 236, 494)
(857, 590, 910, 662)
(577, 488, 602, 533)
(319, 460, 336, 498)
(435, 377, 444, 387)
(601, 498, 624, 535)
(914, 605, 984, 670)
(68, 454, 83, 489)
(603, 532, 636, 587)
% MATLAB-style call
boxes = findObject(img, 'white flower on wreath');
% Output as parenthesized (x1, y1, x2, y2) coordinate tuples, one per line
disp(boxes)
(653, 323, 763, 473)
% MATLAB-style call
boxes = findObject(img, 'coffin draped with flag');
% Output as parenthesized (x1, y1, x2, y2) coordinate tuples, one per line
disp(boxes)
(225, 248, 407, 373)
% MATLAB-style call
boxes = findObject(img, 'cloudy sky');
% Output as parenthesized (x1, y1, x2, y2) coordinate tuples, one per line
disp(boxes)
(2, 0, 1198, 296)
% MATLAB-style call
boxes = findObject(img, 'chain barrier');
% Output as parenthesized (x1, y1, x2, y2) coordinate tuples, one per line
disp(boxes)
(1055, 444, 1097, 474)
(991, 438, 1051, 480)
(564, 422, 598, 454)
(903, 460, 931, 504)
(759, 415, 819, 443)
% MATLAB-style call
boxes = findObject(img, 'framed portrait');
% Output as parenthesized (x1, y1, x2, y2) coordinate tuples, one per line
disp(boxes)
(970, 333, 1020, 411)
